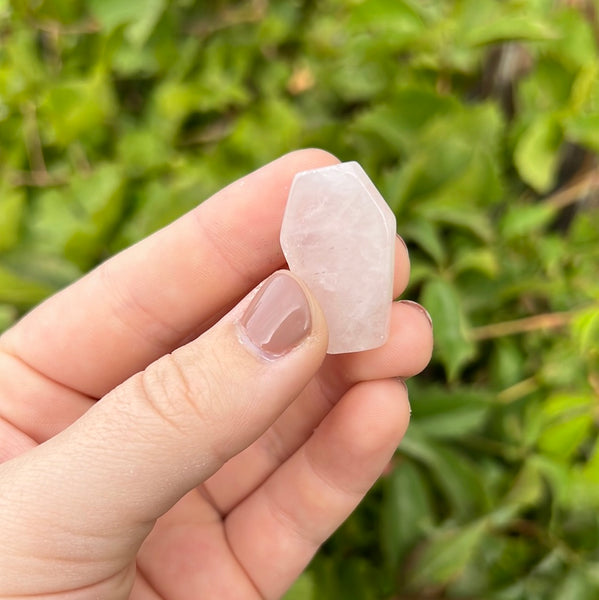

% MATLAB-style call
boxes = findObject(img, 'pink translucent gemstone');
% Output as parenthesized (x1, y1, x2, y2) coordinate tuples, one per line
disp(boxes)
(280, 162, 396, 354)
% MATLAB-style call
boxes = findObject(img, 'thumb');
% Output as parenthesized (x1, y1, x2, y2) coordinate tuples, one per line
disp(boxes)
(0, 271, 328, 588)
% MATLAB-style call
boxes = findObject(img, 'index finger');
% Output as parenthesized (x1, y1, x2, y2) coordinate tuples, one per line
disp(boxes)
(1, 150, 340, 397)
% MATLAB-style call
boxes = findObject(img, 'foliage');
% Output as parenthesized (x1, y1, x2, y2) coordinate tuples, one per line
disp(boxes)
(1, 0, 599, 597)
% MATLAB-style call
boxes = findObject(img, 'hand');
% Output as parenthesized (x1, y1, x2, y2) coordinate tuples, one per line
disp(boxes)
(0, 150, 432, 599)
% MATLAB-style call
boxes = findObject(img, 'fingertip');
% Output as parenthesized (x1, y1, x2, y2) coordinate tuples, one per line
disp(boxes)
(284, 148, 341, 168)
(254, 149, 339, 190)
(395, 300, 434, 374)
(332, 379, 411, 460)
(393, 234, 411, 299)
(398, 299, 433, 329)
(395, 376, 411, 416)
(222, 376, 410, 600)
(336, 300, 433, 383)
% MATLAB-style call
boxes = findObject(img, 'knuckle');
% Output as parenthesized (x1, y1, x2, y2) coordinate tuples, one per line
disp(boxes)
(259, 422, 292, 466)
(139, 351, 220, 441)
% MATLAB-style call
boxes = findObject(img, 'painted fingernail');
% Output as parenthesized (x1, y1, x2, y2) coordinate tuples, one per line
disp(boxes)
(240, 272, 312, 358)
(396, 232, 408, 251)
(399, 300, 433, 328)
(395, 377, 411, 415)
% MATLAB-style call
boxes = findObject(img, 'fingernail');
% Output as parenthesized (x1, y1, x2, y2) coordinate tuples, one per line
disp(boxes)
(396, 232, 408, 251)
(240, 272, 312, 358)
(395, 377, 411, 415)
(395, 377, 408, 394)
(399, 300, 433, 328)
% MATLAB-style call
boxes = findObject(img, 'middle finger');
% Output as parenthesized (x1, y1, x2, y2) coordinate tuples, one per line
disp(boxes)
(203, 299, 433, 514)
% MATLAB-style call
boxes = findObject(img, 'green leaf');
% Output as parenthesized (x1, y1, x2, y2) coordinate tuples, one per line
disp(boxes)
(500, 202, 558, 238)
(550, 8, 598, 69)
(539, 415, 593, 460)
(415, 203, 495, 243)
(310, 556, 381, 600)
(88, 0, 137, 29)
(400, 426, 489, 518)
(568, 64, 599, 114)
(0, 263, 55, 308)
(573, 306, 599, 355)
(348, 0, 425, 38)
(401, 220, 446, 266)
(490, 338, 526, 388)
(41, 75, 116, 147)
(351, 90, 458, 154)
(565, 113, 599, 153)
(554, 569, 599, 600)
(530, 454, 573, 508)
(407, 520, 486, 588)
(517, 57, 575, 115)
(0, 187, 25, 253)
(126, 0, 166, 46)
(580, 438, 599, 486)
(410, 385, 492, 438)
(532, 393, 596, 462)
(464, 15, 557, 46)
(27, 165, 124, 270)
(452, 248, 499, 278)
(503, 460, 545, 513)
(152, 80, 198, 133)
(88, 0, 165, 45)
(392, 139, 473, 208)
(64, 166, 125, 269)
(227, 99, 302, 164)
(514, 115, 563, 193)
(393, 102, 504, 212)
(0, 253, 80, 303)
(117, 127, 171, 174)
(420, 277, 476, 380)
(381, 461, 434, 567)
(541, 393, 594, 419)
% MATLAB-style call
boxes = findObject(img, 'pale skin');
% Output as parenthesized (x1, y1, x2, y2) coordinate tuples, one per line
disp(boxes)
(0, 150, 433, 600)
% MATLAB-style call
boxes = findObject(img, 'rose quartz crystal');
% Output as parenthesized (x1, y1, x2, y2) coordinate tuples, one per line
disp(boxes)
(280, 161, 396, 354)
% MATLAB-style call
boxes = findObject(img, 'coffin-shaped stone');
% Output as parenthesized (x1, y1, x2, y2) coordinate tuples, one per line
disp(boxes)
(280, 161, 396, 354)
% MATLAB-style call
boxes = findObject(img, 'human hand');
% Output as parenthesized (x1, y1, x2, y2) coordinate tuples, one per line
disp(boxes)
(0, 150, 433, 599)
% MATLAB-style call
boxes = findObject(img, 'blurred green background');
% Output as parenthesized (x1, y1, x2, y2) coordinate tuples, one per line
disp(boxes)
(2, 0, 599, 597)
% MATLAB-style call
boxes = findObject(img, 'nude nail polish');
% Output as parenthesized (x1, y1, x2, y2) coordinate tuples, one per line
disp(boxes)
(399, 300, 433, 328)
(396, 232, 408, 251)
(240, 272, 312, 358)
